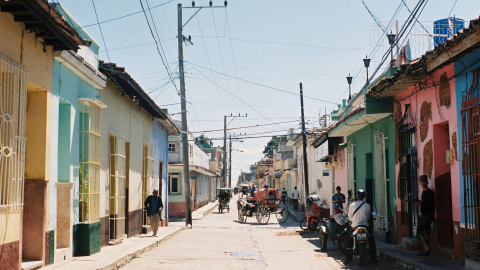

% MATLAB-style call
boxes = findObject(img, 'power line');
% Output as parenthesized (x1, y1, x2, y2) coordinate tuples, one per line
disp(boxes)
(91, 0, 110, 61)
(190, 120, 298, 133)
(81, 0, 174, 29)
(188, 62, 338, 105)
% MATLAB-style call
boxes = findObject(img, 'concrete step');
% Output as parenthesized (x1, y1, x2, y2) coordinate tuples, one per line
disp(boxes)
(21, 260, 43, 270)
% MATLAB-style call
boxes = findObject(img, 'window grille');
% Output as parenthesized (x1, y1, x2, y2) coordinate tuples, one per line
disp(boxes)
(141, 143, 153, 229)
(108, 135, 126, 242)
(169, 173, 180, 194)
(0, 52, 27, 214)
(461, 70, 480, 258)
(79, 101, 101, 223)
(347, 143, 356, 202)
(168, 143, 175, 152)
(375, 129, 389, 231)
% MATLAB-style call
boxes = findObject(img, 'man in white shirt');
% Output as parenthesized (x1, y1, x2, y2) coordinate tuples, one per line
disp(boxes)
(345, 189, 377, 264)
(292, 186, 300, 211)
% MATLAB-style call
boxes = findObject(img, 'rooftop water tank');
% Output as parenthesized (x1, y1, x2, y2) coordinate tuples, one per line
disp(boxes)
(433, 17, 465, 46)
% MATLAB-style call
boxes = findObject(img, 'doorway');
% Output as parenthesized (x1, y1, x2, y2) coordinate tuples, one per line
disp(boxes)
(125, 142, 130, 236)
(433, 123, 453, 248)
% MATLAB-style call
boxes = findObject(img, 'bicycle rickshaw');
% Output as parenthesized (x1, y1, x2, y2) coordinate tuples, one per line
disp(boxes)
(217, 187, 233, 213)
(237, 188, 289, 224)
(239, 184, 250, 198)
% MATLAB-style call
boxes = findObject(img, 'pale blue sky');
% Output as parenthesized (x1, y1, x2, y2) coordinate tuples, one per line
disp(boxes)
(57, 0, 480, 180)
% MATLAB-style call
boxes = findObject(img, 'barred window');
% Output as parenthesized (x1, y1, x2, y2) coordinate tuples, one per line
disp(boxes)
(79, 101, 101, 223)
(108, 135, 126, 241)
(0, 53, 27, 214)
(169, 173, 180, 194)
(168, 143, 176, 152)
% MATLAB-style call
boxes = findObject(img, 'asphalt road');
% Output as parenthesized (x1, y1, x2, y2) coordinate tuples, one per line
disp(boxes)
(123, 196, 404, 270)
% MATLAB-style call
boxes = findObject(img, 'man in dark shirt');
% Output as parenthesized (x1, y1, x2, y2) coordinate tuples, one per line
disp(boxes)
(416, 175, 435, 256)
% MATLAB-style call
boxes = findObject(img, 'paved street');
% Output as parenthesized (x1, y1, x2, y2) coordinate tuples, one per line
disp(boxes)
(124, 196, 400, 270)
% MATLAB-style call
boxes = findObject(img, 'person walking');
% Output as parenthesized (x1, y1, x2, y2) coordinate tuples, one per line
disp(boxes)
(292, 186, 299, 211)
(144, 189, 163, 237)
(416, 175, 435, 256)
(345, 189, 378, 264)
(281, 187, 287, 204)
(332, 186, 346, 215)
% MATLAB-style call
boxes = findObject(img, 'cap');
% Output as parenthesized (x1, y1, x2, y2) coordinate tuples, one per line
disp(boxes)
(153, 189, 158, 192)
(357, 189, 366, 199)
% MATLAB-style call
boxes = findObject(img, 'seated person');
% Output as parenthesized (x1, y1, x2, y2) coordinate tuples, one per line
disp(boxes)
(268, 191, 276, 199)
(250, 184, 256, 197)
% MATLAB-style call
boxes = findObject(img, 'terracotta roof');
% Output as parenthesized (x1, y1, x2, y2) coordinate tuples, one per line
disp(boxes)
(326, 106, 366, 134)
(369, 16, 480, 97)
(0, 0, 88, 51)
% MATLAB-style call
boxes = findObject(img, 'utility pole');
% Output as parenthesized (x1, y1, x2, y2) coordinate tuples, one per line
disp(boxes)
(178, 3, 192, 227)
(300, 83, 309, 198)
(178, 0, 227, 228)
(228, 135, 232, 188)
(223, 113, 247, 187)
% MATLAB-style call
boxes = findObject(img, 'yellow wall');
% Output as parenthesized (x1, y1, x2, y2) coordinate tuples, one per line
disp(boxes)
(99, 80, 154, 216)
(0, 213, 21, 245)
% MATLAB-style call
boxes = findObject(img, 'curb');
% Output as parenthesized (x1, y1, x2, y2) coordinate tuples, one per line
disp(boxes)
(192, 201, 219, 220)
(377, 250, 428, 270)
(98, 227, 187, 270)
(286, 206, 301, 222)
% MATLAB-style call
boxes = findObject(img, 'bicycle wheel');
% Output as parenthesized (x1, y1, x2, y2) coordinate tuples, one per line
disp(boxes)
(300, 217, 308, 231)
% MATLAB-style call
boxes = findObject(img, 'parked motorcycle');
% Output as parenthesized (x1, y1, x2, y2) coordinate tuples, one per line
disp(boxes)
(317, 214, 348, 252)
(300, 195, 322, 231)
(337, 212, 376, 266)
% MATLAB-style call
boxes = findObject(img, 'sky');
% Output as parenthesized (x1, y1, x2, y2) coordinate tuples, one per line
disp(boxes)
(56, 0, 480, 183)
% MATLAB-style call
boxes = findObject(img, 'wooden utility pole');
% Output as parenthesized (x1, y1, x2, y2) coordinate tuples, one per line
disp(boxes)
(300, 83, 309, 197)
(228, 135, 232, 188)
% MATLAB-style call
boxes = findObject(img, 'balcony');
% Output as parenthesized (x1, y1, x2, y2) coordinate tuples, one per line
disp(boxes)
(274, 160, 284, 171)
(284, 159, 297, 170)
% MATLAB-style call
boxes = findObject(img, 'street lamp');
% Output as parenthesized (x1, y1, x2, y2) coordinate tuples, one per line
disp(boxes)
(346, 74, 353, 100)
(363, 55, 371, 86)
(387, 31, 396, 67)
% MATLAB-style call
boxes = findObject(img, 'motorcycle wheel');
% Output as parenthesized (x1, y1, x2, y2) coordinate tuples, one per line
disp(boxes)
(337, 232, 348, 256)
(310, 221, 318, 231)
(318, 227, 327, 250)
(359, 242, 366, 267)
(300, 217, 308, 231)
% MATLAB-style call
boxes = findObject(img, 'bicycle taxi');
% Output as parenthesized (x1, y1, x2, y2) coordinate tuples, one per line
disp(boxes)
(237, 188, 289, 224)
(217, 187, 233, 213)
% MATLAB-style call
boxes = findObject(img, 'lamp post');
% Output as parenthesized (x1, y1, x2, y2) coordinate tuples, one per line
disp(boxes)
(346, 74, 353, 100)
(363, 55, 371, 86)
(387, 31, 396, 67)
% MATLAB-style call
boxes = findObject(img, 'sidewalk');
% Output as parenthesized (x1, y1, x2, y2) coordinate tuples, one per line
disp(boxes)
(376, 242, 465, 270)
(42, 226, 185, 270)
(192, 201, 219, 220)
(284, 201, 304, 222)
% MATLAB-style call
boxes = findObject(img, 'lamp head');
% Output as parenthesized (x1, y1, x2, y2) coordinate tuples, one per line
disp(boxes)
(387, 31, 396, 45)
(346, 74, 353, 84)
(363, 55, 371, 68)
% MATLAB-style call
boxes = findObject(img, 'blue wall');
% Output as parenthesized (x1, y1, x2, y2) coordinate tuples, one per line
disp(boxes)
(454, 46, 480, 225)
(152, 119, 170, 219)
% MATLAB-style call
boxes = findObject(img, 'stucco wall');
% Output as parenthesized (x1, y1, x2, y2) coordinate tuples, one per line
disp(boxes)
(152, 119, 169, 220)
(454, 46, 480, 226)
(99, 80, 153, 217)
(395, 63, 460, 223)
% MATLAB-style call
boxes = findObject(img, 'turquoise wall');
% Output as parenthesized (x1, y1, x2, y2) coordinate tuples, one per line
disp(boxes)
(454, 46, 480, 225)
(50, 58, 99, 231)
(346, 116, 397, 243)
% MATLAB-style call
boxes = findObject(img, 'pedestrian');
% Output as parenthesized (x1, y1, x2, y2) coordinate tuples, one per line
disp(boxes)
(250, 184, 256, 197)
(345, 189, 378, 264)
(332, 186, 346, 215)
(281, 187, 287, 204)
(416, 175, 435, 256)
(292, 186, 299, 211)
(144, 189, 163, 237)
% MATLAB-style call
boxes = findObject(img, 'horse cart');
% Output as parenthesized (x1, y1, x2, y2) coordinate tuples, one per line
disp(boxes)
(237, 188, 289, 224)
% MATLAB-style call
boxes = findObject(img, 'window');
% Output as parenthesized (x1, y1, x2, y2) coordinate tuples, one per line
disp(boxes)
(168, 143, 176, 152)
(79, 101, 101, 223)
(108, 135, 126, 241)
(189, 145, 193, 158)
(0, 53, 27, 213)
(169, 173, 180, 194)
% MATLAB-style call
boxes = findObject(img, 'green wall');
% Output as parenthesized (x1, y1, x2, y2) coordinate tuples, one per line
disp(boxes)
(347, 116, 397, 243)
(73, 222, 101, 256)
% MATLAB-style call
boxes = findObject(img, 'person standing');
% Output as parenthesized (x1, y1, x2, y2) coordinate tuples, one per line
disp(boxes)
(144, 189, 163, 237)
(332, 186, 346, 215)
(281, 187, 287, 204)
(416, 175, 435, 256)
(292, 186, 300, 211)
(250, 184, 256, 197)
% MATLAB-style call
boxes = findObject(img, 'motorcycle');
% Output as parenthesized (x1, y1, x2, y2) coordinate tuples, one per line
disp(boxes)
(317, 214, 348, 252)
(300, 195, 322, 231)
(337, 212, 376, 266)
